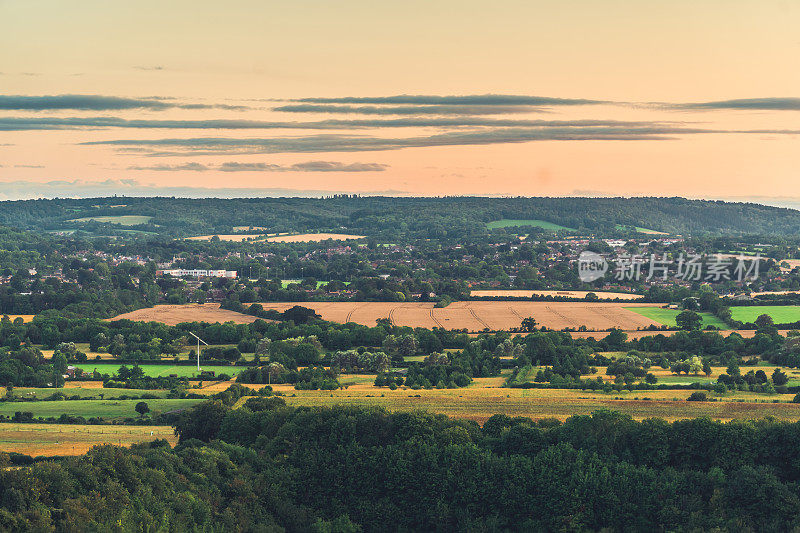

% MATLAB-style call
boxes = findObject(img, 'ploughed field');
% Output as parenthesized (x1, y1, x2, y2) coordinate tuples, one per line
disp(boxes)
(255, 301, 663, 331)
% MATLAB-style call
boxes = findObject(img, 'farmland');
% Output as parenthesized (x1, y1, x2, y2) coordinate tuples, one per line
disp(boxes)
(264, 233, 366, 242)
(470, 289, 643, 300)
(271, 382, 800, 424)
(255, 301, 663, 330)
(625, 307, 729, 328)
(0, 423, 177, 456)
(0, 398, 202, 420)
(68, 215, 153, 226)
(72, 363, 245, 378)
(110, 303, 259, 325)
(185, 234, 265, 242)
(729, 305, 800, 324)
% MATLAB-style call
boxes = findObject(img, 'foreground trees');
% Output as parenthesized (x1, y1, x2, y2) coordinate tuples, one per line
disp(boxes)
(2, 402, 800, 531)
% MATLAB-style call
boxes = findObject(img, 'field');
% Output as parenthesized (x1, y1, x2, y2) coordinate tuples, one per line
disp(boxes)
(0, 398, 202, 420)
(110, 303, 259, 325)
(68, 215, 152, 226)
(729, 305, 800, 324)
(1, 314, 35, 322)
(72, 363, 245, 378)
(0, 423, 177, 456)
(185, 234, 265, 242)
(272, 384, 800, 424)
(256, 301, 662, 331)
(265, 233, 366, 242)
(470, 290, 643, 300)
(625, 307, 729, 328)
(486, 219, 574, 231)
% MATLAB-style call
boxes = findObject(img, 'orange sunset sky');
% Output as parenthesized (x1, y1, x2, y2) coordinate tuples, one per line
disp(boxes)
(1, 0, 800, 200)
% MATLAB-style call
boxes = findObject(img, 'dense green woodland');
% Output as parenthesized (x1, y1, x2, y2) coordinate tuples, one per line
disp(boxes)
(3, 196, 800, 237)
(3, 404, 800, 531)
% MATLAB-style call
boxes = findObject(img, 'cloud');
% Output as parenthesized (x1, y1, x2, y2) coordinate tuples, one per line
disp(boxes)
(0, 116, 668, 131)
(13, 164, 44, 168)
(666, 97, 800, 111)
(128, 162, 209, 172)
(274, 104, 544, 115)
(0, 179, 407, 201)
(134, 66, 165, 71)
(84, 125, 713, 155)
(0, 94, 248, 111)
(127, 161, 389, 172)
(291, 94, 606, 106)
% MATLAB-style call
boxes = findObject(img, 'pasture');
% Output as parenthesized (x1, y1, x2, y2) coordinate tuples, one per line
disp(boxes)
(0, 423, 177, 456)
(729, 305, 800, 324)
(0, 398, 202, 420)
(625, 307, 729, 329)
(72, 363, 244, 378)
(486, 219, 574, 231)
(69, 215, 152, 226)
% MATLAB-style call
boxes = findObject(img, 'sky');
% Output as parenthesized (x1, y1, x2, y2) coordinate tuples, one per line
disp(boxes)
(1, 0, 800, 200)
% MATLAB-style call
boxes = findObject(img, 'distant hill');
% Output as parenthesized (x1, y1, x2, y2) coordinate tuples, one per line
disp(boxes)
(1, 196, 799, 239)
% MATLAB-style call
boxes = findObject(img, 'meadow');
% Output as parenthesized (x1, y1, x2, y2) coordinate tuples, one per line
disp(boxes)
(486, 219, 574, 231)
(0, 398, 202, 420)
(0, 423, 177, 456)
(625, 307, 729, 328)
(729, 305, 800, 324)
(72, 363, 245, 378)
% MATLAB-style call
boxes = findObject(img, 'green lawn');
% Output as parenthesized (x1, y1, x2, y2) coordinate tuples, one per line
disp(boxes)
(486, 219, 575, 231)
(0, 399, 201, 420)
(729, 306, 800, 324)
(74, 364, 244, 378)
(69, 215, 153, 226)
(625, 308, 729, 329)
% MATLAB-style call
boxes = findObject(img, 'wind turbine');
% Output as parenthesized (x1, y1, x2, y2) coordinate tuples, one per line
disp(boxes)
(189, 332, 209, 371)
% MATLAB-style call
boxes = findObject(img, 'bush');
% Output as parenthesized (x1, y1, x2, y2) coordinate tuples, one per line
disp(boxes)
(687, 391, 708, 402)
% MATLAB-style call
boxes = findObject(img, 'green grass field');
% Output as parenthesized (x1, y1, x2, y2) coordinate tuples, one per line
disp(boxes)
(73, 364, 244, 378)
(0, 399, 201, 420)
(69, 215, 153, 226)
(625, 307, 729, 329)
(729, 305, 800, 324)
(486, 219, 575, 231)
(2, 387, 170, 400)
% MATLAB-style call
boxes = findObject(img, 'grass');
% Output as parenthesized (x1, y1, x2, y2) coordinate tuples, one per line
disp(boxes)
(625, 307, 729, 329)
(3, 387, 170, 400)
(69, 215, 153, 226)
(729, 305, 800, 324)
(73, 363, 245, 378)
(0, 399, 201, 420)
(0, 423, 177, 456)
(486, 219, 575, 231)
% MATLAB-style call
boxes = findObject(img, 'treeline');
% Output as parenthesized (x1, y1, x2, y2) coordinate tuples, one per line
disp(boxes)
(6, 196, 800, 239)
(4, 402, 800, 530)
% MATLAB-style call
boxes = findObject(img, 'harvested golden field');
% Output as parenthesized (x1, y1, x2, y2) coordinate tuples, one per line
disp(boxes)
(265, 233, 366, 242)
(470, 290, 643, 300)
(1, 315, 35, 322)
(265, 385, 800, 424)
(0, 423, 177, 456)
(257, 301, 663, 331)
(110, 303, 259, 326)
(185, 234, 264, 241)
